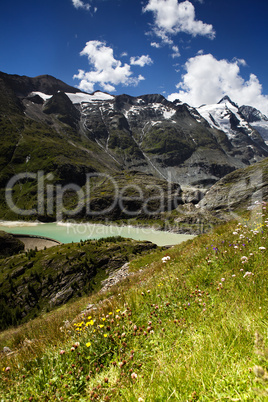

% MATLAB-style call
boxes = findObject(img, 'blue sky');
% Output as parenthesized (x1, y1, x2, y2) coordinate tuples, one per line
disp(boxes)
(1, 0, 268, 114)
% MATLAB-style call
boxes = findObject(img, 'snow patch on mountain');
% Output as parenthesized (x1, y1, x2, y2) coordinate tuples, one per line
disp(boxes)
(66, 91, 114, 104)
(31, 92, 53, 101)
(163, 108, 176, 119)
(124, 103, 176, 121)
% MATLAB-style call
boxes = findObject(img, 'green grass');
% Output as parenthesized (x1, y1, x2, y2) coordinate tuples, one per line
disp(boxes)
(0, 205, 268, 401)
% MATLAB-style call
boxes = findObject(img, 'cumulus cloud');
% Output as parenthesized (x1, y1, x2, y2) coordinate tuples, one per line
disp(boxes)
(167, 53, 268, 115)
(72, 0, 91, 11)
(73, 41, 147, 92)
(143, 0, 215, 41)
(130, 55, 153, 67)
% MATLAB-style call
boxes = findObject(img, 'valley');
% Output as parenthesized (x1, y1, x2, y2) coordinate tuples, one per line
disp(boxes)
(1, 71, 268, 401)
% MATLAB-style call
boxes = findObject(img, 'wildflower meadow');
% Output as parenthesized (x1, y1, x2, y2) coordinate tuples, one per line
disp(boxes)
(1, 203, 268, 401)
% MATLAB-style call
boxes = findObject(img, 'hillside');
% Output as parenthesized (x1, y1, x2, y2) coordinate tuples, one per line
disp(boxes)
(0, 204, 267, 400)
(0, 236, 157, 331)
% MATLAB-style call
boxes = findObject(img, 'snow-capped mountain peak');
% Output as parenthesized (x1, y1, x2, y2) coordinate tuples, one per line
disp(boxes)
(197, 99, 241, 139)
(218, 95, 238, 108)
(197, 97, 268, 144)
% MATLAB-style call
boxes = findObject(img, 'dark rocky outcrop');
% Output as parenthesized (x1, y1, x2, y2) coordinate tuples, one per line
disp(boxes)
(0, 231, 24, 258)
(238, 105, 268, 123)
(43, 92, 80, 128)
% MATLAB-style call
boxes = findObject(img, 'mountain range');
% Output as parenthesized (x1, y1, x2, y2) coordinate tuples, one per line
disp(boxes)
(1, 71, 268, 222)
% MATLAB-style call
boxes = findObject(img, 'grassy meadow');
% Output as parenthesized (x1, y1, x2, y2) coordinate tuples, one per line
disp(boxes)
(0, 203, 268, 401)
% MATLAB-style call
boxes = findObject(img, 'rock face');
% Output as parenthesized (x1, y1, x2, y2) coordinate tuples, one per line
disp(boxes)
(43, 91, 81, 128)
(0, 231, 24, 258)
(238, 105, 268, 144)
(1, 71, 268, 220)
(198, 158, 268, 212)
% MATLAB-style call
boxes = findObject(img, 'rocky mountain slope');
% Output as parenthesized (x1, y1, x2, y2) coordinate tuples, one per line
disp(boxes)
(239, 104, 268, 144)
(1, 71, 268, 221)
(198, 157, 268, 213)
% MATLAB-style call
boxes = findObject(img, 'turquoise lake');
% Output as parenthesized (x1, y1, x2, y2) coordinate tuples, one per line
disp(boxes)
(0, 221, 194, 247)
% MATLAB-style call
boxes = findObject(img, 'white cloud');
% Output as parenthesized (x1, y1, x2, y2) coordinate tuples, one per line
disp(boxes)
(72, 0, 91, 11)
(130, 55, 153, 67)
(143, 0, 215, 41)
(167, 53, 268, 115)
(73, 41, 147, 92)
(150, 42, 161, 48)
(171, 45, 180, 58)
(232, 57, 247, 67)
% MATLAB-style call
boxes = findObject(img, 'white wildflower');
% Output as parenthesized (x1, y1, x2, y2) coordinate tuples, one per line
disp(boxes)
(162, 256, 171, 263)
(243, 271, 254, 278)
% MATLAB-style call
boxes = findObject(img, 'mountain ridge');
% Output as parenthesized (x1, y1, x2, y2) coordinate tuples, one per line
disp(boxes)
(1, 71, 268, 222)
